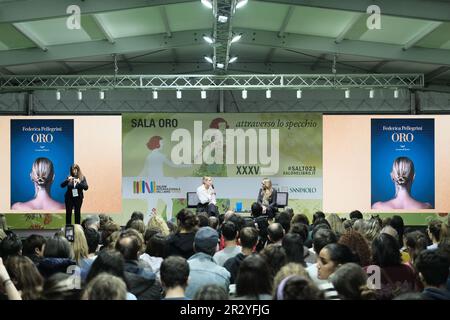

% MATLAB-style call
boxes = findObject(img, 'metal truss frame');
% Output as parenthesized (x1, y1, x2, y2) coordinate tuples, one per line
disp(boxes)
(0, 74, 424, 91)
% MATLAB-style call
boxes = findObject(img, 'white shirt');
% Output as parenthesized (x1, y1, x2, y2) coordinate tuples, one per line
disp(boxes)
(196, 184, 216, 205)
(213, 246, 242, 266)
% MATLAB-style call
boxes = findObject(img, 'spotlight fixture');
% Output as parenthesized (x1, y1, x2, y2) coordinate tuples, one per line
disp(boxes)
(216, 63, 224, 69)
(231, 34, 242, 43)
(201, 90, 207, 99)
(56, 90, 61, 101)
(242, 89, 247, 99)
(228, 56, 238, 63)
(218, 15, 228, 23)
(266, 89, 271, 99)
(77, 90, 83, 101)
(236, 0, 248, 9)
(296, 89, 302, 99)
(344, 89, 350, 99)
(394, 89, 399, 99)
(153, 90, 158, 100)
(369, 89, 375, 99)
(201, 0, 213, 9)
(99, 90, 105, 100)
(176, 90, 182, 99)
(203, 35, 214, 44)
(204, 56, 214, 64)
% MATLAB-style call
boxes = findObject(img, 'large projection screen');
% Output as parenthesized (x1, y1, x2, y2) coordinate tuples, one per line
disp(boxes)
(0, 116, 122, 213)
(323, 115, 450, 214)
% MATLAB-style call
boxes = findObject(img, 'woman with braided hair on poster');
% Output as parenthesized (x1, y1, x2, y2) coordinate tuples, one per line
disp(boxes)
(372, 157, 432, 210)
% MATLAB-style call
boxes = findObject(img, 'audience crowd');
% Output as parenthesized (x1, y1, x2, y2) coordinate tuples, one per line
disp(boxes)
(0, 207, 449, 300)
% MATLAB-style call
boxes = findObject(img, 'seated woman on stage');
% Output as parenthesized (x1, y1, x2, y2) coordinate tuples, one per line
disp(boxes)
(196, 176, 219, 217)
(257, 178, 278, 219)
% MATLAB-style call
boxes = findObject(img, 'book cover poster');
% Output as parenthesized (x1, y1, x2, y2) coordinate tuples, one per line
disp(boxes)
(10, 119, 74, 210)
(371, 118, 434, 210)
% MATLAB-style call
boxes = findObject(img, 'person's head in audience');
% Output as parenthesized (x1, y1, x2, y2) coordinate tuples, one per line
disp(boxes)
(86, 249, 127, 285)
(99, 214, 113, 230)
(145, 233, 167, 258)
(82, 273, 127, 300)
(329, 262, 375, 300)
(343, 220, 353, 231)
(381, 225, 399, 243)
(362, 219, 381, 243)
(371, 233, 401, 268)
(326, 213, 345, 237)
(228, 215, 245, 233)
(317, 243, 357, 280)
(273, 262, 310, 298)
(338, 230, 372, 267)
(415, 250, 449, 289)
(147, 214, 170, 236)
(275, 275, 324, 300)
(197, 213, 210, 228)
(84, 228, 100, 255)
(81, 217, 99, 231)
(71, 224, 89, 264)
(115, 229, 144, 261)
(251, 202, 263, 218)
(44, 236, 74, 259)
(275, 211, 291, 234)
(129, 219, 146, 235)
(291, 214, 310, 226)
(144, 227, 160, 244)
(176, 209, 198, 233)
(312, 228, 338, 256)
(5, 255, 44, 300)
(235, 254, 272, 298)
(193, 227, 219, 256)
(267, 223, 284, 244)
(22, 234, 46, 259)
(260, 244, 288, 278)
(349, 210, 363, 220)
(352, 219, 365, 233)
(427, 220, 447, 245)
(289, 223, 309, 243)
(160, 256, 189, 298)
(209, 216, 219, 230)
(194, 284, 228, 300)
(239, 227, 258, 252)
(221, 221, 238, 243)
(166, 220, 177, 234)
(42, 273, 81, 300)
(130, 211, 144, 222)
(0, 232, 22, 260)
(224, 210, 236, 222)
(104, 231, 121, 250)
(405, 230, 428, 264)
(312, 211, 326, 224)
(101, 221, 120, 245)
(389, 215, 405, 246)
(313, 218, 331, 230)
(282, 233, 305, 266)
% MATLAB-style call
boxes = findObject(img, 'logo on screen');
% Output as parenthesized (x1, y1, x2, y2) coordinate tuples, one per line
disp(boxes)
(133, 180, 157, 194)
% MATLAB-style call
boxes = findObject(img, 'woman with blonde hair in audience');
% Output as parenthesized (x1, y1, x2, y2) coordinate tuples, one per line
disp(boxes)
(70, 224, 89, 265)
(362, 219, 381, 244)
(326, 213, 345, 237)
(147, 213, 170, 236)
(272, 262, 311, 297)
(129, 219, 146, 236)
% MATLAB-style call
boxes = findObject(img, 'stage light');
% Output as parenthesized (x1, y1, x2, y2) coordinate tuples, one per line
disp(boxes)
(216, 63, 224, 69)
(56, 90, 61, 101)
(236, 0, 248, 9)
(242, 89, 247, 99)
(229, 56, 238, 63)
(77, 90, 82, 101)
(345, 89, 350, 99)
(99, 90, 105, 100)
(266, 89, 271, 99)
(231, 34, 242, 43)
(218, 15, 228, 23)
(203, 35, 214, 44)
(153, 90, 158, 100)
(369, 89, 374, 99)
(201, 0, 213, 9)
(201, 90, 207, 99)
(296, 89, 302, 99)
(394, 89, 399, 99)
(204, 56, 214, 64)
(176, 90, 182, 99)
